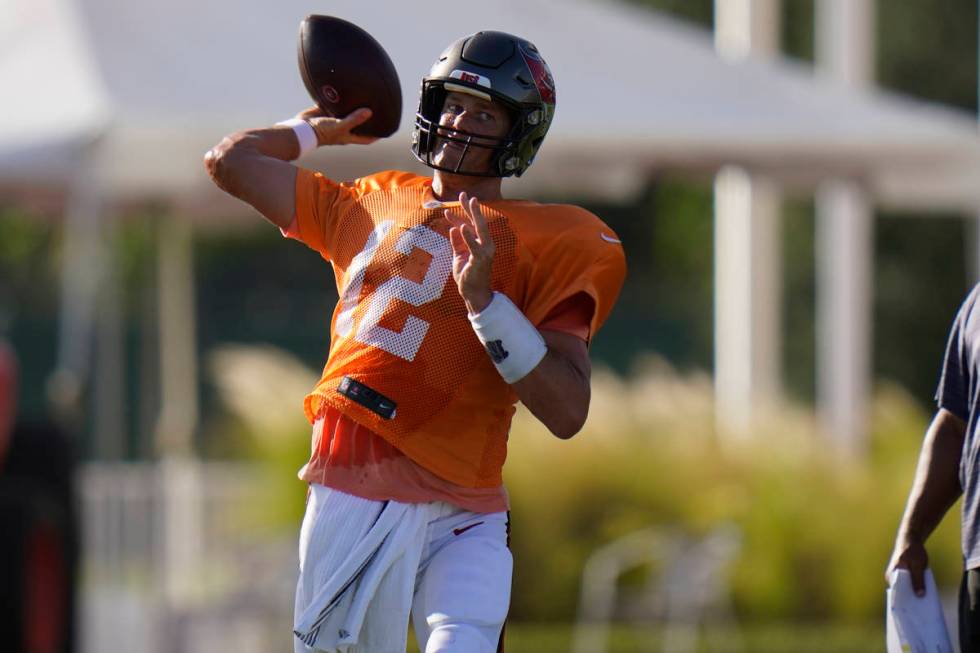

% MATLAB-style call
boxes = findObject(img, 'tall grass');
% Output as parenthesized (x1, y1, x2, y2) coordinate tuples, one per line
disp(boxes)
(504, 356, 961, 623)
(208, 346, 961, 625)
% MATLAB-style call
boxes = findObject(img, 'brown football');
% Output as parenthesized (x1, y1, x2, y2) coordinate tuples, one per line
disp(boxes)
(297, 15, 402, 138)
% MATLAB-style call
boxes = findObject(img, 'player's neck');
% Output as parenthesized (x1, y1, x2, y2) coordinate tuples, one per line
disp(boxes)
(431, 171, 503, 203)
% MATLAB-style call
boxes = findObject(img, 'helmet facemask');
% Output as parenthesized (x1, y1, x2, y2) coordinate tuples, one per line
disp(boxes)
(411, 31, 556, 178)
(413, 81, 526, 177)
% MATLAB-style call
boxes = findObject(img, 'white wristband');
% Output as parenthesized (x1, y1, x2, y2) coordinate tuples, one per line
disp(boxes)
(468, 292, 547, 384)
(275, 118, 318, 159)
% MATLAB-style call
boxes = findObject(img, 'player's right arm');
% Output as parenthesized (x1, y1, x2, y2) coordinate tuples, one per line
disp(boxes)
(886, 408, 966, 595)
(203, 108, 375, 230)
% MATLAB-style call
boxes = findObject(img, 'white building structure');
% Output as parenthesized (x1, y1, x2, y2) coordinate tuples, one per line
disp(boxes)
(4, 0, 980, 650)
(4, 0, 980, 455)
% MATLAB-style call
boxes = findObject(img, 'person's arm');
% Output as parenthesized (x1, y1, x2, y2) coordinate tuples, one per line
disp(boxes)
(445, 193, 592, 439)
(886, 408, 967, 594)
(511, 330, 590, 439)
(203, 107, 376, 229)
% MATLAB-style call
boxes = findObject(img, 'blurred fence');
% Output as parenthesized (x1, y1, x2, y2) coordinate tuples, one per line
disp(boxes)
(572, 525, 743, 653)
(78, 460, 297, 653)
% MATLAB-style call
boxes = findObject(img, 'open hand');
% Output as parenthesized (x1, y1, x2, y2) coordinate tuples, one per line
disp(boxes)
(444, 192, 494, 314)
(295, 106, 378, 146)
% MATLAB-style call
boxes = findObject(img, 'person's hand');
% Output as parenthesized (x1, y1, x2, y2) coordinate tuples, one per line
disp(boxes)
(444, 192, 494, 315)
(886, 534, 929, 596)
(295, 106, 378, 146)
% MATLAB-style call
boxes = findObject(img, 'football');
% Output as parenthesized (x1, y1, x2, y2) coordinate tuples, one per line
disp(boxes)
(297, 15, 402, 138)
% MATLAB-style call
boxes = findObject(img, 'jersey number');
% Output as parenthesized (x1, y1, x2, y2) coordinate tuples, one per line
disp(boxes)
(336, 221, 454, 362)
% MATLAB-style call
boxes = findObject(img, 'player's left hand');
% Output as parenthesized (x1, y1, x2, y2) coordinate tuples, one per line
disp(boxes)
(445, 192, 494, 315)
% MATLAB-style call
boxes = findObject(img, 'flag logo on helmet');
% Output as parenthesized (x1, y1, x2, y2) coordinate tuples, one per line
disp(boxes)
(519, 44, 555, 105)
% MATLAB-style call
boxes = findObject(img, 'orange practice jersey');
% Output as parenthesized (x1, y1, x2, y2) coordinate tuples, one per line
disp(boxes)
(291, 169, 626, 488)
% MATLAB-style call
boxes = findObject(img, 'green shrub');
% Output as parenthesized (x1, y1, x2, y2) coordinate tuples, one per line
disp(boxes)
(207, 346, 961, 624)
(504, 358, 961, 623)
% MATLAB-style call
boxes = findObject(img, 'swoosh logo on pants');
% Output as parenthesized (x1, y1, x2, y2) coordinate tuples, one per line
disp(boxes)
(453, 521, 485, 536)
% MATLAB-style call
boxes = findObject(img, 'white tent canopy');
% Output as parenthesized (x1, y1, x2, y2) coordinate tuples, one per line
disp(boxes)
(4, 0, 980, 208)
(2, 0, 977, 462)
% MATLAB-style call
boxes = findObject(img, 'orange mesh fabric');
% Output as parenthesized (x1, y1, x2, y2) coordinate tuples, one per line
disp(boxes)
(299, 405, 510, 513)
(292, 169, 626, 488)
(538, 293, 594, 342)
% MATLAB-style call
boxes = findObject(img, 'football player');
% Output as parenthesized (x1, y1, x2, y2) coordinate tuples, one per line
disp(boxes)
(205, 31, 625, 653)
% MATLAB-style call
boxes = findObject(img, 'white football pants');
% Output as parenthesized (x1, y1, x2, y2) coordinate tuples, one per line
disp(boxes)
(295, 484, 512, 653)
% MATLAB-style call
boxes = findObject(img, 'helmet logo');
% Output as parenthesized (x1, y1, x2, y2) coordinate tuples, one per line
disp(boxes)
(321, 85, 340, 104)
(518, 44, 555, 105)
(450, 69, 492, 88)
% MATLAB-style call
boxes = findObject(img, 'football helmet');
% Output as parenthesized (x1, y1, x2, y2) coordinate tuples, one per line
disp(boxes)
(412, 31, 556, 177)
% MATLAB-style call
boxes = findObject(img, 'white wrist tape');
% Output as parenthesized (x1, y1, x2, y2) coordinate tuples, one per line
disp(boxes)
(275, 118, 318, 159)
(468, 292, 547, 384)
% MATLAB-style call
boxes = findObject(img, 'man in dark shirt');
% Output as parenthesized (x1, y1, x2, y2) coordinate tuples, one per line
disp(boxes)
(887, 284, 980, 648)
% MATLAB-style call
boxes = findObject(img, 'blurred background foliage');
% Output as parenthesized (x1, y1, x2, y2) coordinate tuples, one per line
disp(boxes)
(0, 0, 977, 634)
(1, 0, 976, 427)
(505, 364, 963, 626)
(206, 345, 960, 633)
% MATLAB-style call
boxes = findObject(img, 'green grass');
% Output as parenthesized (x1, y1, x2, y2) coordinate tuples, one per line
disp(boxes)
(408, 622, 885, 653)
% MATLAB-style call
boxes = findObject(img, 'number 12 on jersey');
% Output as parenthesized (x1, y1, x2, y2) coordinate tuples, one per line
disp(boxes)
(335, 221, 454, 362)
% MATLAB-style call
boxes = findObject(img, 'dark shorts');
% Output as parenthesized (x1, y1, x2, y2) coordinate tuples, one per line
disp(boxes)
(960, 568, 980, 651)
